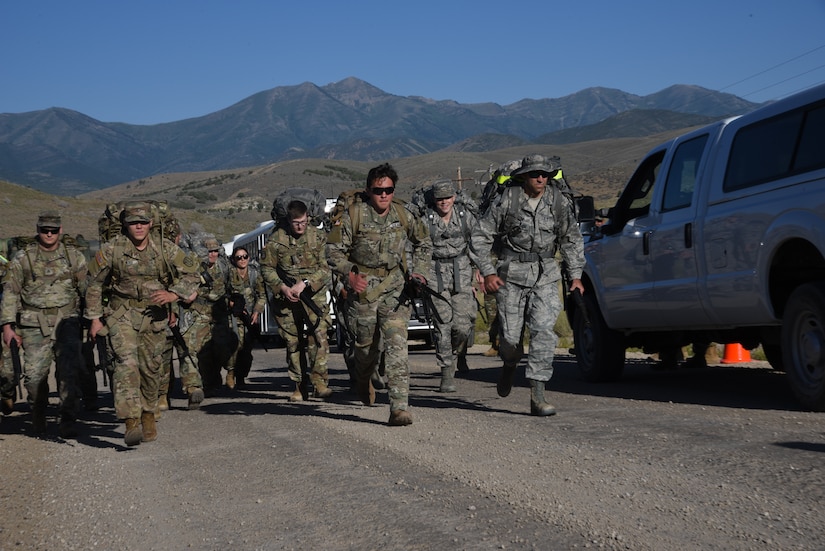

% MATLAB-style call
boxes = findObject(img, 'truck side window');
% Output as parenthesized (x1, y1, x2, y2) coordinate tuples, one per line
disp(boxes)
(725, 109, 804, 191)
(795, 103, 825, 173)
(604, 150, 665, 235)
(662, 134, 709, 212)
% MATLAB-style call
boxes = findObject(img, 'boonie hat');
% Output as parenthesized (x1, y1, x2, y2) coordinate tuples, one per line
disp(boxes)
(432, 180, 456, 199)
(37, 210, 61, 228)
(121, 201, 152, 224)
(511, 154, 561, 177)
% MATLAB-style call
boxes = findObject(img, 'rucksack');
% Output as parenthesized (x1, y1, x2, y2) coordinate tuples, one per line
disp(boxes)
(479, 157, 578, 219)
(270, 188, 327, 229)
(98, 200, 179, 244)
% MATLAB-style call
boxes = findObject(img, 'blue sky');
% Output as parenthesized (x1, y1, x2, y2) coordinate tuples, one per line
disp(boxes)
(2, 1, 824, 125)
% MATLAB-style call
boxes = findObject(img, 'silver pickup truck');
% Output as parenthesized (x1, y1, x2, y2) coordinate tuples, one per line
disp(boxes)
(570, 83, 825, 410)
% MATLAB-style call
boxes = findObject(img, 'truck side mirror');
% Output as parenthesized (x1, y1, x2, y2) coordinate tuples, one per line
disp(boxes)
(575, 196, 596, 236)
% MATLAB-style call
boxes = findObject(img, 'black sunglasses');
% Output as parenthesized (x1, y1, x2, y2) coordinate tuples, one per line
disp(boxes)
(38, 227, 60, 235)
(371, 186, 395, 196)
(527, 171, 551, 179)
(234, 254, 249, 260)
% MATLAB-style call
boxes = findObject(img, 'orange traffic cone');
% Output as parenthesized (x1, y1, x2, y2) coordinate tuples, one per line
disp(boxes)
(721, 343, 751, 364)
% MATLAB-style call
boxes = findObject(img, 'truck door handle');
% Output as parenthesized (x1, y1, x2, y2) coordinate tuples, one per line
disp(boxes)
(643, 231, 651, 255)
(684, 222, 693, 248)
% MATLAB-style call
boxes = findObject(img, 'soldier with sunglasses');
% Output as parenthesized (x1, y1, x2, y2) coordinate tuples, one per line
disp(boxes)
(1, 211, 88, 437)
(327, 163, 432, 426)
(470, 155, 585, 416)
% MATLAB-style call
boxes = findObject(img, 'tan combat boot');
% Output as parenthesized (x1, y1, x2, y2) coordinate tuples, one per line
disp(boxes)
(310, 374, 333, 399)
(289, 383, 304, 402)
(158, 394, 169, 411)
(225, 370, 236, 390)
(141, 411, 157, 442)
(187, 387, 204, 410)
(388, 409, 413, 426)
(124, 418, 143, 446)
(1, 397, 14, 416)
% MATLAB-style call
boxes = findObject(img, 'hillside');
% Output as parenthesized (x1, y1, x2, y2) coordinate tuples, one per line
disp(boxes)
(1, 124, 697, 242)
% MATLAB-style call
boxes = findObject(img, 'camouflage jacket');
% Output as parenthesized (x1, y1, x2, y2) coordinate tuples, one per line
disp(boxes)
(227, 264, 266, 315)
(327, 201, 432, 299)
(1, 241, 87, 326)
(84, 234, 200, 319)
(260, 225, 331, 297)
(470, 184, 584, 288)
(424, 205, 479, 294)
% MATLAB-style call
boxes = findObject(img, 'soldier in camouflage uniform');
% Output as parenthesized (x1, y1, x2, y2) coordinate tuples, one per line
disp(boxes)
(1, 212, 88, 437)
(180, 237, 233, 397)
(470, 155, 585, 416)
(327, 163, 432, 426)
(225, 245, 266, 389)
(86, 202, 200, 446)
(420, 180, 480, 393)
(478, 160, 522, 358)
(261, 200, 333, 401)
(157, 222, 204, 413)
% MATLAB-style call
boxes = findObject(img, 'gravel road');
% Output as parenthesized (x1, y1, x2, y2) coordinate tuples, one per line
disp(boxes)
(1, 342, 823, 550)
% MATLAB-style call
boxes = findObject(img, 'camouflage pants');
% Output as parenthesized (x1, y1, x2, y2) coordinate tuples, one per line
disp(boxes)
(158, 331, 204, 398)
(346, 291, 411, 412)
(484, 292, 500, 348)
(273, 297, 330, 385)
(107, 309, 168, 419)
(226, 317, 256, 382)
(184, 310, 235, 390)
(431, 288, 476, 372)
(2, 317, 85, 420)
(497, 278, 562, 382)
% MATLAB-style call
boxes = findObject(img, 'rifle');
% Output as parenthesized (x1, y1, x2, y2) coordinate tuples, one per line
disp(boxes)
(82, 318, 110, 388)
(9, 339, 24, 400)
(169, 323, 199, 385)
(571, 288, 591, 328)
(472, 286, 488, 325)
(228, 292, 267, 351)
(275, 264, 324, 335)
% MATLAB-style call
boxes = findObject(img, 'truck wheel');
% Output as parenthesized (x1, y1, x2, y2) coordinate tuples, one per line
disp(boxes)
(573, 292, 625, 382)
(782, 283, 825, 411)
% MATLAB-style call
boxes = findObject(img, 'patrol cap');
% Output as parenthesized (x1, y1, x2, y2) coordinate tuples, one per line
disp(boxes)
(432, 180, 456, 199)
(121, 201, 152, 224)
(203, 237, 221, 251)
(37, 210, 61, 228)
(511, 154, 561, 177)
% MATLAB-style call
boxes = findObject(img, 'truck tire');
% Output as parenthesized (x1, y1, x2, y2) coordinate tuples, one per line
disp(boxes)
(782, 282, 825, 411)
(573, 291, 625, 382)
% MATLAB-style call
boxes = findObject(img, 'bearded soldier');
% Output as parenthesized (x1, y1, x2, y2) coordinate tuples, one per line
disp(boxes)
(1, 212, 88, 437)
(86, 202, 200, 446)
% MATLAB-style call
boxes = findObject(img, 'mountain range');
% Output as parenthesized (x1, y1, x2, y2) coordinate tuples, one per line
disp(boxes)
(0, 77, 759, 196)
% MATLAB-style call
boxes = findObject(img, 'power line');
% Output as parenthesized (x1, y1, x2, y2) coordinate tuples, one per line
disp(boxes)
(720, 43, 825, 101)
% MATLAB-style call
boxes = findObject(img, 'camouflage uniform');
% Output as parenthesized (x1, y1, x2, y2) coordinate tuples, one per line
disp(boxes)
(180, 245, 233, 394)
(85, 228, 199, 422)
(470, 155, 584, 406)
(1, 212, 88, 435)
(261, 224, 332, 395)
(226, 261, 266, 386)
(421, 181, 480, 392)
(327, 193, 431, 417)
